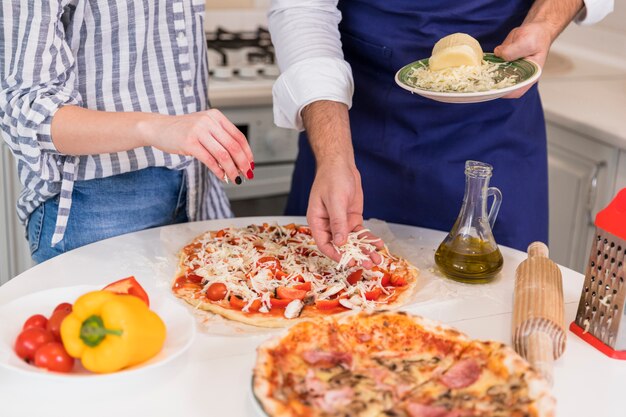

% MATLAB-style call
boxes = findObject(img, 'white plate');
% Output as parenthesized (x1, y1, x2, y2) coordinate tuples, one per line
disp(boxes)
(395, 53, 542, 104)
(249, 377, 269, 417)
(0, 285, 195, 379)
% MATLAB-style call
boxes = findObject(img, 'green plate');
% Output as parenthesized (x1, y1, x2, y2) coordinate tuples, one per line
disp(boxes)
(395, 53, 541, 104)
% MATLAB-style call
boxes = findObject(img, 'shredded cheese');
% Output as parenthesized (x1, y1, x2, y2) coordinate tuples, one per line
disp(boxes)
(179, 224, 401, 317)
(406, 60, 519, 93)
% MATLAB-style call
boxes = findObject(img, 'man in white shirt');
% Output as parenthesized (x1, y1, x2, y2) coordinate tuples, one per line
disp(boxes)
(269, 0, 613, 261)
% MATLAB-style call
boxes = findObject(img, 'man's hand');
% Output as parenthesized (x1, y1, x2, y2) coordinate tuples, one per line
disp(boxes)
(494, 0, 584, 98)
(494, 23, 552, 98)
(301, 100, 382, 266)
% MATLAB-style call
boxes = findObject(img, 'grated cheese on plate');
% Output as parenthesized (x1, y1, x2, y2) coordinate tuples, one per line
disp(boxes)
(406, 60, 519, 93)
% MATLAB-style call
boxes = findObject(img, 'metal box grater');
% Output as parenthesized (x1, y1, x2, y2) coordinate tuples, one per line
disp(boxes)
(570, 188, 626, 359)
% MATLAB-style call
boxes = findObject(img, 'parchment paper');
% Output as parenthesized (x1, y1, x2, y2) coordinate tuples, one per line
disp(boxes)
(154, 219, 514, 336)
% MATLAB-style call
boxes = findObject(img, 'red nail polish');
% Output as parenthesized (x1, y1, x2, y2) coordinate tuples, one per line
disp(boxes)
(246, 169, 254, 180)
(251, 161, 255, 170)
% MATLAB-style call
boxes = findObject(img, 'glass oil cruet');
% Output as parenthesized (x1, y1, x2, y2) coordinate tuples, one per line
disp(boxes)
(434, 160, 504, 283)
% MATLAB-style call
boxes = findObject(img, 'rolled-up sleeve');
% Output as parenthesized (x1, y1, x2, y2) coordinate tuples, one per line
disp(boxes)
(575, 0, 614, 25)
(0, 0, 82, 181)
(268, 0, 353, 131)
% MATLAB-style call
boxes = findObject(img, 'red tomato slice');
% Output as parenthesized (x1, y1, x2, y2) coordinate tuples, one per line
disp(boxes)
(315, 299, 341, 310)
(186, 273, 204, 284)
(390, 275, 408, 287)
(269, 297, 292, 309)
(381, 272, 392, 287)
(293, 282, 311, 291)
(248, 299, 262, 312)
(274, 270, 289, 280)
(102, 276, 150, 306)
(257, 256, 281, 270)
(347, 269, 364, 285)
(276, 287, 307, 300)
(297, 226, 311, 235)
(364, 287, 382, 301)
(229, 295, 246, 310)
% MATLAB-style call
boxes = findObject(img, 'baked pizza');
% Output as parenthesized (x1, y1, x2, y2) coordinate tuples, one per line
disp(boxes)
(253, 312, 555, 417)
(172, 223, 418, 327)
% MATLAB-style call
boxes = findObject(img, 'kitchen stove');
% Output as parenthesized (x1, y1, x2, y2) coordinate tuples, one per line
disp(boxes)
(205, 26, 299, 216)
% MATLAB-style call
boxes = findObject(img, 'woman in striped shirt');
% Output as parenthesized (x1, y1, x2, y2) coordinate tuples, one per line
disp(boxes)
(0, 1, 253, 262)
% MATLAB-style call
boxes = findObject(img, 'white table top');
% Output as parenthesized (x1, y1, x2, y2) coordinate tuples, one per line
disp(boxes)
(0, 216, 624, 417)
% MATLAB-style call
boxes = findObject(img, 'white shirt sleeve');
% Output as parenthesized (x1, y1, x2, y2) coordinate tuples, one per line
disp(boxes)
(575, 0, 614, 25)
(268, 0, 353, 131)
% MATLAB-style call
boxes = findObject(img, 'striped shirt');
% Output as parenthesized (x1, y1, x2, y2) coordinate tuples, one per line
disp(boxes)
(0, 0, 232, 247)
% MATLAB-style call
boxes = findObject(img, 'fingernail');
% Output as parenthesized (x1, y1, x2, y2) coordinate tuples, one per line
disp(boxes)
(235, 176, 242, 185)
(246, 169, 254, 179)
(334, 234, 344, 245)
(251, 161, 255, 170)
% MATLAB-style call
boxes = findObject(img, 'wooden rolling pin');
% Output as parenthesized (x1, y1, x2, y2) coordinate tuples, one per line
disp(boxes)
(513, 242, 566, 386)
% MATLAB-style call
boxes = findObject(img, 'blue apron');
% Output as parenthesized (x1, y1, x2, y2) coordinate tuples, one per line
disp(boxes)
(285, 0, 548, 251)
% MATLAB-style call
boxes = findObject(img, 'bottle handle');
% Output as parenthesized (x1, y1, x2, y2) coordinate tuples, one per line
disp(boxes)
(487, 187, 502, 228)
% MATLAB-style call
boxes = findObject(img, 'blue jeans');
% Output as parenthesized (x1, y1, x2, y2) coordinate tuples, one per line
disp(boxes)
(27, 167, 188, 263)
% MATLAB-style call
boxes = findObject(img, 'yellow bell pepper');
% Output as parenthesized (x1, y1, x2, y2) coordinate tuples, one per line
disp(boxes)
(60, 290, 166, 373)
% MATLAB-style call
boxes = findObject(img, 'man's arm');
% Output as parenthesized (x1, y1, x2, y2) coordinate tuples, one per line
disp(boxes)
(495, 0, 613, 98)
(269, 1, 382, 263)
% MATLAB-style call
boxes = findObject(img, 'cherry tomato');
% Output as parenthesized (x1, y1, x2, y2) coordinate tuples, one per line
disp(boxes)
(315, 299, 341, 310)
(276, 287, 307, 300)
(34, 342, 74, 373)
(46, 309, 71, 342)
(22, 314, 48, 331)
(14, 328, 55, 361)
(52, 302, 72, 315)
(102, 276, 150, 306)
(206, 283, 228, 301)
(347, 269, 364, 285)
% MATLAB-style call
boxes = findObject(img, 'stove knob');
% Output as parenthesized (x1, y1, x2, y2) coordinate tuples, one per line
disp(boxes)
(262, 65, 280, 78)
(239, 66, 258, 79)
(213, 66, 234, 80)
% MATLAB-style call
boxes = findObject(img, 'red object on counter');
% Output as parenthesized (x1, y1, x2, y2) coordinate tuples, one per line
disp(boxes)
(569, 322, 626, 360)
(595, 188, 626, 240)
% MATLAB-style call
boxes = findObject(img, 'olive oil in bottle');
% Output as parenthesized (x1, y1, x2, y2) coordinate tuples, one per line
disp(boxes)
(434, 160, 504, 284)
(434, 235, 503, 283)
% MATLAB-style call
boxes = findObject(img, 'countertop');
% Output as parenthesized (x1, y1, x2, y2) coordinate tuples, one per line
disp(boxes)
(1, 217, 625, 417)
(538, 42, 626, 149)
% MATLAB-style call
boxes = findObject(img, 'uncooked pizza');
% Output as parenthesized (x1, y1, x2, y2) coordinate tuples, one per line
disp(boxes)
(253, 312, 555, 417)
(172, 223, 418, 327)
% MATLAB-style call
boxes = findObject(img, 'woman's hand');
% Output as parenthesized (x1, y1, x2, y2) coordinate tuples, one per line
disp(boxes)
(144, 109, 254, 182)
